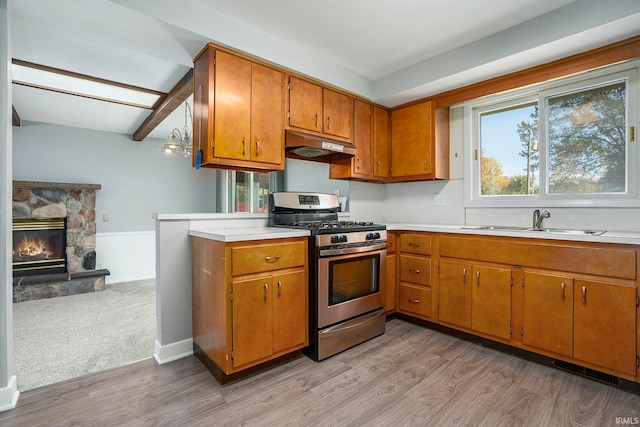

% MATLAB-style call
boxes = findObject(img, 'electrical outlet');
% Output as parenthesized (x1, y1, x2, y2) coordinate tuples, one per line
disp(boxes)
(434, 194, 446, 206)
(103, 213, 110, 222)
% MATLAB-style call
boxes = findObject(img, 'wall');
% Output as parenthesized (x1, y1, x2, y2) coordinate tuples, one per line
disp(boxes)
(0, 0, 18, 412)
(12, 121, 218, 283)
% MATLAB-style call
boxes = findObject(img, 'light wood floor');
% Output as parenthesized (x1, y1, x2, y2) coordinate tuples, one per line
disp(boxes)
(1, 318, 639, 426)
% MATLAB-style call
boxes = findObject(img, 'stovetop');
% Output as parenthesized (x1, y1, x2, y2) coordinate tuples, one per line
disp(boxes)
(273, 220, 385, 235)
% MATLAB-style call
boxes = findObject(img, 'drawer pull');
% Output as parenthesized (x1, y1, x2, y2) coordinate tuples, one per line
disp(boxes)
(409, 298, 420, 304)
(409, 269, 420, 274)
(265, 255, 281, 263)
(561, 282, 565, 301)
(264, 283, 268, 301)
(408, 242, 421, 248)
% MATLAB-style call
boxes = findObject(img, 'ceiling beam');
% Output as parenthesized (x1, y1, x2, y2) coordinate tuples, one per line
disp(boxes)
(132, 68, 194, 142)
(12, 105, 21, 127)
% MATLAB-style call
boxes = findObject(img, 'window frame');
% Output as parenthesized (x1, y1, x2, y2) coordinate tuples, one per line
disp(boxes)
(464, 60, 638, 208)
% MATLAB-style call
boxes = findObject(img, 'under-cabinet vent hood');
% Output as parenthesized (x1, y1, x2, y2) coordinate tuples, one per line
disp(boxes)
(285, 130, 355, 163)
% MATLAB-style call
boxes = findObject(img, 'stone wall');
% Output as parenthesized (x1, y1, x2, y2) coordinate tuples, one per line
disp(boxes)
(12, 181, 100, 273)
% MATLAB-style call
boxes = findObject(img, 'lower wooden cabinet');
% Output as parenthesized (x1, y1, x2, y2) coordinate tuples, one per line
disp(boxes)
(398, 283, 431, 318)
(396, 232, 434, 320)
(191, 236, 308, 382)
(438, 259, 471, 329)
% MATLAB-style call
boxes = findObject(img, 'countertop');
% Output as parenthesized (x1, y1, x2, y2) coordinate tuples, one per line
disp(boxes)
(189, 226, 310, 242)
(187, 221, 640, 245)
(385, 223, 640, 245)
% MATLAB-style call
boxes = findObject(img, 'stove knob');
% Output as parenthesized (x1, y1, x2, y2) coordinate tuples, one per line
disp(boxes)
(373, 232, 381, 239)
(340, 235, 348, 243)
(331, 235, 340, 244)
(365, 233, 373, 240)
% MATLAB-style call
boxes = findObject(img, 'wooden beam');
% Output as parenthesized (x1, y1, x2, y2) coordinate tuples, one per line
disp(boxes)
(132, 68, 194, 142)
(12, 104, 21, 126)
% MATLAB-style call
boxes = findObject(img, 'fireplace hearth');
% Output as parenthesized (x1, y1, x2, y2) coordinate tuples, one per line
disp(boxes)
(12, 180, 110, 302)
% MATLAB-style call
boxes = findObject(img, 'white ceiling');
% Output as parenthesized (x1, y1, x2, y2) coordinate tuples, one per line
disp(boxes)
(9, 0, 640, 141)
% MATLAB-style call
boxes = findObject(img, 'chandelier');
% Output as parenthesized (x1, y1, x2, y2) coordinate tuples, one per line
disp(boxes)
(160, 101, 192, 158)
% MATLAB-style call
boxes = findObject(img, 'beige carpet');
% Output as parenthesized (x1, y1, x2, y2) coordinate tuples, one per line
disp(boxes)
(12, 279, 156, 391)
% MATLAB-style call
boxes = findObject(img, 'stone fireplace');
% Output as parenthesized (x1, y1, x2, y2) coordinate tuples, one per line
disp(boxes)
(12, 181, 110, 302)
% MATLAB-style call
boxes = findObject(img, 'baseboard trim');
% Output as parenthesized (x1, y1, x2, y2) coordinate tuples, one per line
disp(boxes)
(153, 338, 193, 365)
(0, 375, 19, 412)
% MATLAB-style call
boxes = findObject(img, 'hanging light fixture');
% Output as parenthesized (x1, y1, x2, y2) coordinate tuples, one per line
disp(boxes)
(160, 101, 192, 158)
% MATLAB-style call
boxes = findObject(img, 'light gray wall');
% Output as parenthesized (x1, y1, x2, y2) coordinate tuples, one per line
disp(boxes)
(284, 158, 350, 206)
(12, 121, 217, 233)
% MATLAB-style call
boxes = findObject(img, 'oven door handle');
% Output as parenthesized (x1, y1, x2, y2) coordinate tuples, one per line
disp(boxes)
(319, 242, 387, 257)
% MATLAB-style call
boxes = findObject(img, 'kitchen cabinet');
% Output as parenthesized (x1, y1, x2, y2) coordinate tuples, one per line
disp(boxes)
(191, 236, 308, 383)
(329, 99, 373, 181)
(373, 106, 391, 180)
(193, 45, 285, 171)
(288, 75, 353, 142)
(390, 101, 449, 182)
(397, 233, 433, 320)
(384, 232, 397, 314)
(522, 271, 573, 357)
(438, 259, 511, 340)
(437, 233, 638, 379)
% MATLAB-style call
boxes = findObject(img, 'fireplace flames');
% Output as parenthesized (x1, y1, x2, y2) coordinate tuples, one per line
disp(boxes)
(13, 235, 55, 261)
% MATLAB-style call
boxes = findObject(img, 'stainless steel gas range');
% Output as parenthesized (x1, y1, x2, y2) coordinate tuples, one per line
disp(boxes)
(268, 191, 386, 360)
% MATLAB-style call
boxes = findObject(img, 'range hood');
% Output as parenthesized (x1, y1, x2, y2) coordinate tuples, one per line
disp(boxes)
(285, 130, 355, 163)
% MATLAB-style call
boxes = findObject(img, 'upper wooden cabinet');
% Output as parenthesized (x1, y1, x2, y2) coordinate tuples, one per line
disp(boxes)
(287, 75, 353, 143)
(193, 45, 285, 171)
(390, 100, 449, 182)
(373, 106, 391, 180)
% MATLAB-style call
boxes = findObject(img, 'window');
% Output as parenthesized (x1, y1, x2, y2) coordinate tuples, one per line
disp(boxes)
(468, 63, 637, 207)
(216, 170, 283, 213)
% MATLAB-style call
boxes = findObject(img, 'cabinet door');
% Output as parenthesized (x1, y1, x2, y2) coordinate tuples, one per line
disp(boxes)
(232, 277, 273, 367)
(214, 50, 252, 161)
(373, 106, 390, 179)
(471, 264, 511, 340)
(384, 253, 397, 313)
(272, 270, 307, 354)
(323, 88, 353, 140)
(574, 280, 636, 375)
(391, 101, 433, 178)
(439, 260, 472, 329)
(251, 63, 284, 165)
(522, 271, 573, 357)
(352, 99, 372, 177)
(288, 76, 322, 132)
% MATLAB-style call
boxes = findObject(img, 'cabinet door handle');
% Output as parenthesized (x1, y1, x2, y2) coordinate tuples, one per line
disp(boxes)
(264, 283, 268, 301)
(327, 116, 331, 130)
(242, 139, 246, 156)
(561, 282, 565, 301)
(315, 113, 319, 128)
(277, 280, 282, 298)
(582, 286, 587, 305)
(265, 255, 281, 263)
(409, 269, 420, 274)
(408, 242, 420, 248)
(463, 268, 467, 284)
(424, 159, 427, 171)
(377, 161, 381, 172)
(409, 298, 420, 304)
(476, 270, 480, 286)
(356, 157, 360, 170)
(255, 140, 259, 157)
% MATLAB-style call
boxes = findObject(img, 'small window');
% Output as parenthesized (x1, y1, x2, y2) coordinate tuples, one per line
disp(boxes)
(216, 170, 283, 213)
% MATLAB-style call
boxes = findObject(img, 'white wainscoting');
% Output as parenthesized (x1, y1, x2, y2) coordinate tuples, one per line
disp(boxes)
(96, 231, 156, 284)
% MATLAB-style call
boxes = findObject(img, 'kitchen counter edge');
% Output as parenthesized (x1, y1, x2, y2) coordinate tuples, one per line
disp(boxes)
(189, 227, 311, 242)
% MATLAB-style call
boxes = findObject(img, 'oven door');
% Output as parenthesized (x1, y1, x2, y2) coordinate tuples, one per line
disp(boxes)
(317, 247, 386, 329)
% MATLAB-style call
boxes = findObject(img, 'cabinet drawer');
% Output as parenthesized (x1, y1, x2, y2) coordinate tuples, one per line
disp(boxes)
(399, 255, 431, 286)
(232, 241, 306, 276)
(398, 283, 431, 317)
(400, 233, 431, 255)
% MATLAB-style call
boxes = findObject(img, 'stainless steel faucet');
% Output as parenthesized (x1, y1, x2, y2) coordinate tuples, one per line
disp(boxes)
(532, 209, 551, 229)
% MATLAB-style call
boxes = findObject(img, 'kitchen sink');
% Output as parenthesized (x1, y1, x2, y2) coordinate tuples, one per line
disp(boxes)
(462, 225, 529, 231)
(526, 228, 606, 236)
